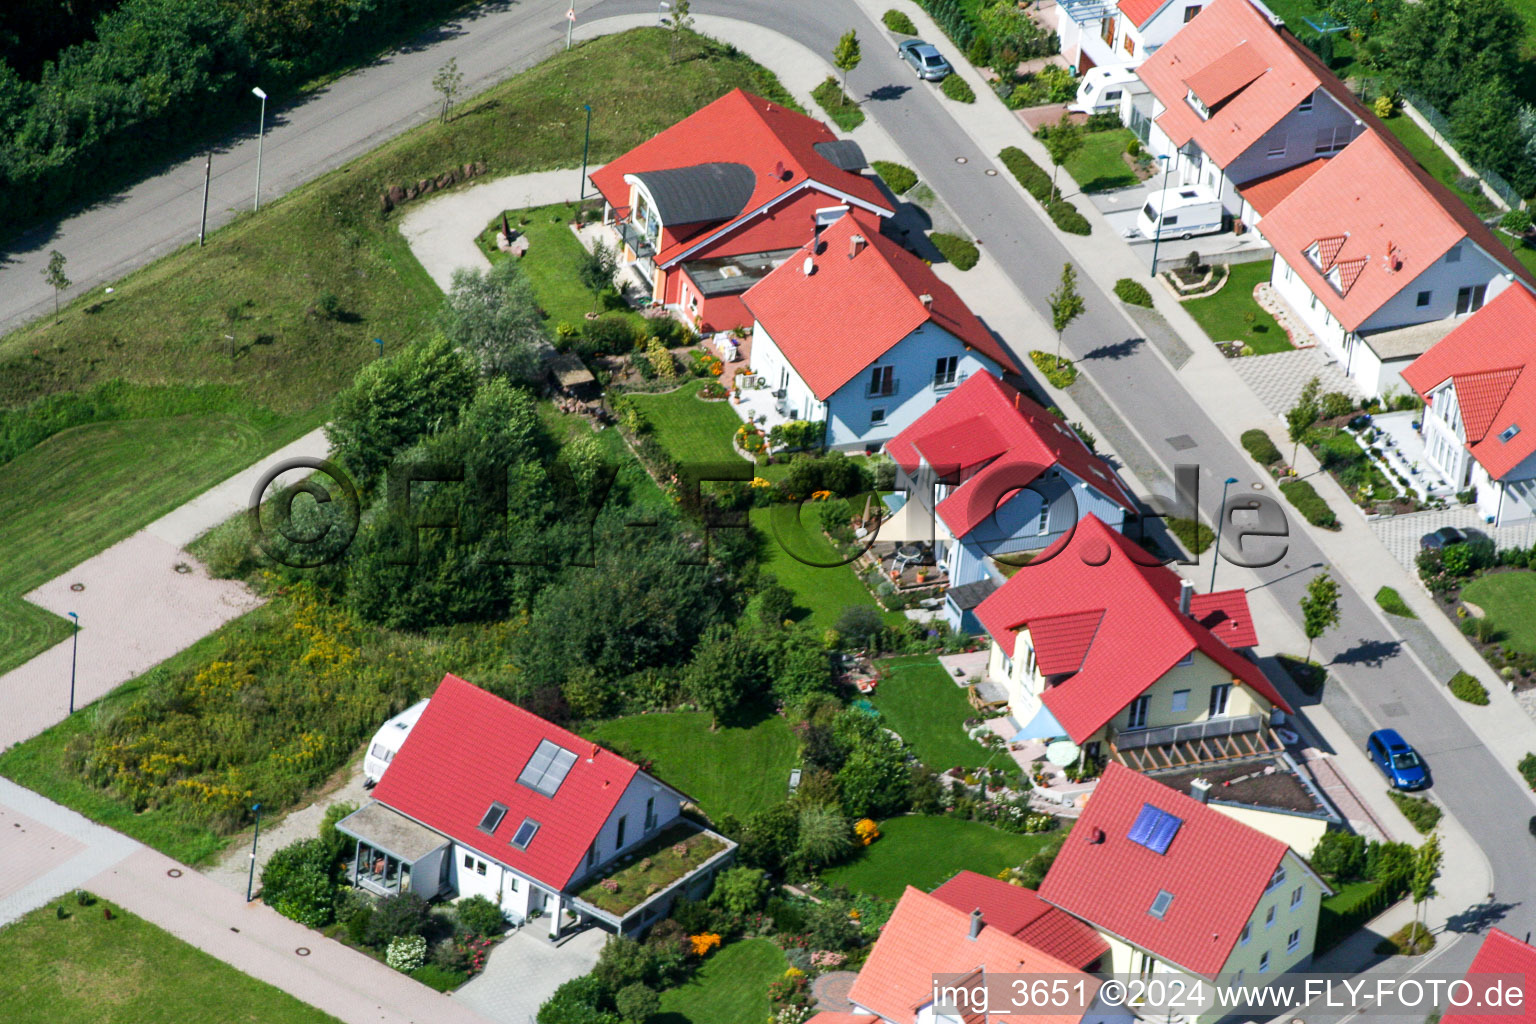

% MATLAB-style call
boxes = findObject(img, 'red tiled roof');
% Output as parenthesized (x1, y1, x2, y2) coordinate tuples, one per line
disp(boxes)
(849, 887, 1100, 1024)
(741, 213, 1017, 400)
(1037, 763, 1290, 979)
(931, 870, 1110, 970)
(805, 1014, 877, 1024)
(1402, 285, 1536, 479)
(1189, 589, 1259, 648)
(884, 373, 1135, 537)
(974, 516, 1288, 743)
(1137, 0, 1316, 166)
(1236, 157, 1327, 216)
(1027, 610, 1107, 675)
(371, 674, 641, 892)
(589, 89, 890, 268)
(1441, 928, 1536, 1024)
(1119, 0, 1169, 28)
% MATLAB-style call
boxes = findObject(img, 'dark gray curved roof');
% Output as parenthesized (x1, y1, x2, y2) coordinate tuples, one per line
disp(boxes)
(629, 162, 756, 226)
(812, 139, 868, 172)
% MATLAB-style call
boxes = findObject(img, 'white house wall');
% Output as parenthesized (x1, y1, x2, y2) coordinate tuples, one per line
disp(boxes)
(448, 843, 538, 923)
(748, 321, 826, 426)
(1487, 450, 1536, 524)
(588, 773, 685, 873)
(1359, 243, 1513, 333)
(1221, 95, 1361, 212)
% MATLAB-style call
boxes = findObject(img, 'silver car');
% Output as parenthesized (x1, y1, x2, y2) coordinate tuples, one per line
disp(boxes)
(898, 39, 952, 81)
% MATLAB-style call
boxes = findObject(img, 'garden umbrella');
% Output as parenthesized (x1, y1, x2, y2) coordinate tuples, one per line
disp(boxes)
(1010, 703, 1066, 743)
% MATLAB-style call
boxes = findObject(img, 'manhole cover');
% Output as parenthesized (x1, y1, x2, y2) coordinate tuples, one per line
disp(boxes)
(955, 156, 968, 164)
(70, 583, 85, 592)
(166, 868, 182, 878)
(1251, 482, 1266, 490)
(1165, 434, 1198, 451)
(985, 168, 998, 176)
(174, 563, 192, 574)
(1380, 701, 1408, 718)
(295, 947, 311, 957)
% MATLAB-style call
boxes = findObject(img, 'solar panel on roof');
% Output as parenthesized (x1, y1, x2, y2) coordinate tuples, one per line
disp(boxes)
(1127, 804, 1182, 854)
(517, 739, 577, 797)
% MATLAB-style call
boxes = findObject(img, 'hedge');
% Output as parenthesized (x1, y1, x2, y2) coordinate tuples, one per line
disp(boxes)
(1387, 791, 1442, 834)
(1374, 585, 1416, 619)
(1448, 670, 1489, 705)
(929, 232, 979, 270)
(1167, 516, 1214, 554)
(919, 0, 976, 50)
(883, 9, 918, 33)
(1240, 428, 1282, 466)
(1279, 479, 1339, 529)
(1113, 278, 1153, 307)
(941, 74, 976, 103)
(1521, 753, 1536, 791)
(1316, 880, 1397, 953)
(1046, 199, 1091, 235)
(871, 160, 918, 195)
(1029, 350, 1077, 389)
(998, 146, 1054, 204)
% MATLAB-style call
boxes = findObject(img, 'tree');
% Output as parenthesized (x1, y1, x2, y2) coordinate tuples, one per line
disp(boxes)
(1300, 571, 1341, 665)
(1286, 375, 1321, 466)
(832, 30, 862, 103)
(260, 838, 336, 928)
(709, 866, 771, 914)
(685, 625, 769, 728)
(615, 984, 660, 1024)
(577, 240, 617, 313)
(1380, 0, 1522, 113)
(836, 742, 910, 818)
(740, 803, 800, 872)
(1048, 262, 1085, 369)
(1042, 114, 1084, 196)
(1410, 832, 1442, 931)
(438, 259, 548, 381)
(431, 57, 464, 123)
(1449, 78, 1525, 180)
(669, 0, 692, 62)
(42, 249, 69, 322)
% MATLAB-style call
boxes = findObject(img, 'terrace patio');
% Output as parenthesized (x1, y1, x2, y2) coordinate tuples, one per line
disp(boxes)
(854, 540, 949, 592)
(568, 821, 736, 936)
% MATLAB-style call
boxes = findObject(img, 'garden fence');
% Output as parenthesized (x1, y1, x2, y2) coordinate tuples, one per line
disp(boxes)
(1397, 85, 1524, 209)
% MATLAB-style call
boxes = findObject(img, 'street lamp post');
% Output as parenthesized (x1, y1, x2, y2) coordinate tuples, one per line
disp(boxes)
(579, 104, 593, 203)
(1210, 476, 1239, 592)
(658, 1, 670, 26)
(199, 151, 212, 246)
(1148, 152, 1172, 280)
(67, 611, 79, 714)
(246, 803, 263, 902)
(251, 87, 268, 213)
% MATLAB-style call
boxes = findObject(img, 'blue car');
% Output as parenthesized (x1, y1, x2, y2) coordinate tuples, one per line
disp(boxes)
(1367, 729, 1428, 790)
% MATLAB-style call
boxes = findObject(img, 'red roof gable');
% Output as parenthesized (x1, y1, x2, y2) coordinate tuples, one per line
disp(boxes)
(1237, 157, 1327, 217)
(885, 373, 1135, 537)
(589, 89, 891, 267)
(1441, 928, 1536, 1024)
(371, 674, 641, 891)
(1138, 0, 1316, 167)
(1119, 0, 1169, 28)
(742, 213, 1018, 400)
(849, 887, 1100, 1024)
(930, 870, 1109, 970)
(1037, 763, 1290, 979)
(974, 516, 1288, 742)
(1403, 286, 1536, 479)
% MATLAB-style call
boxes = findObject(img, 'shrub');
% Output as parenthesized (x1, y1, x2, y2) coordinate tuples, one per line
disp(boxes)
(1501, 208, 1533, 234)
(709, 866, 771, 915)
(1448, 670, 1490, 705)
(539, 975, 621, 1024)
(1374, 586, 1415, 618)
(1241, 428, 1283, 466)
(998, 146, 1054, 203)
(1373, 93, 1396, 118)
(1029, 350, 1078, 388)
(366, 892, 432, 947)
(929, 232, 980, 270)
(580, 314, 640, 358)
(1166, 516, 1214, 554)
(1084, 110, 1122, 132)
(883, 9, 918, 33)
(411, 964, 468, 991)
(615, 983, 661, 1024)
(1114, 278, 1153, 307)
(454, 894, 507, 935)
(1519, 753, 1536, 790)
(1046, 199, 1091, 235)
(1311, 829, 1367, 885)
(386, 934, 428, 973)
(794, 804, 855, 871)
(319, 801, 358, 867)
(941, 74, 976, 103)
(1387, 791, 1442, 834)
(812, 77, 865, 131)
(768, 419, 827, 451)
(1319, 391, 1355, 419)
(871, 159, 918, 195)
(259, 838, 337, 928)
(1279, 479, 1338, 529)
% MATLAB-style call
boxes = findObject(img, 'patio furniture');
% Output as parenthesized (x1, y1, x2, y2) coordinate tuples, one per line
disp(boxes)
(891, 543, 924, 575)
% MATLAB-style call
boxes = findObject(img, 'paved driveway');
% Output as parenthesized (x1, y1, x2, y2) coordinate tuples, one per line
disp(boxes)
(454, 926, 606, 1024)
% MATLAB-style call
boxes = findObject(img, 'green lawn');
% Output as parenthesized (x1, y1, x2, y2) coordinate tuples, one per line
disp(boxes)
(1461, 572, 1536, 655)
(654, 938, 787, 1024)
(1064, 129, 1139, 193)
(0, 896, 341, 1024)
(749, 506, 898, 632)
(1497, 230, 1536, 278)
(629, 380, 751, 466)
(583, 711, 799, 822)
(1181, 260, 1293, 354)
(812, 77, 865, 131)
(1254, 0, 1359, 77)
(821, 814, 1058, 899)
(536, 400, 670, 515)
(869, 656, 1017, 777)
(1380, 113, 1495, 217)
(0, 412, 297, 676)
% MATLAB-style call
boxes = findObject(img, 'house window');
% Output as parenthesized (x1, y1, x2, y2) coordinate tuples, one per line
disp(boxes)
(934, 355, 959, 388)
(1124, 33, 1136, 55)
(616, 815, 627, 850)
(1259, 951, 1271, 973)
(1314, 125, 1351, 154)
(1177, 652, 1194, 667)
(1239, 922, 1251, 946)
(645, 797, 656, 832)
(1445, 245, 1462, 264)
(1501, 424, 1522, 442)
(511, 818, 540, 850)
(1186, 89, 1210, 120)
(1184, 4, 1203, 20)
(1267, 133, 1287, 158)
(464, 854, 474, 870)
(1287, 929, 1301, 953)
(1456, 285, 1487, 315)
(1265, 905, 1276, 929)
(1209, 683, 1231, 717)
(1126, 695, 1151, 729)
(1234, 969, 1245, 987)
(870, 407, 887, 426)
(868, 365, 895, 397)
(508, 876, 519, 891)
(586, 843, 596, 869)
(1291, 885, 1304, 909)
(1416, 290, 1431, 307)
(1171, 689, 1190, 713)
(476, 860, 487, 876)
(1036, 503, 1050, 535)
(1298, 90, 1314, 112)
(1268, 865, 1287, 891)
(1149, 890, 1174, 918)
(478, 802, 508, 834)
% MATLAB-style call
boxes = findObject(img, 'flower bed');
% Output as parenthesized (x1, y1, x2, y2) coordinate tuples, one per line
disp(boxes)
(574, 823, 727, 916)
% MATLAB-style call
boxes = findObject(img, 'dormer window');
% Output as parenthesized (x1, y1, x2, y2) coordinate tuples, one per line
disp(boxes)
(1186, 88, 1211, 120)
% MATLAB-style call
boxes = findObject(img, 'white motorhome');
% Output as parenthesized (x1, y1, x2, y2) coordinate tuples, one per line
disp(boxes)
(1135, 184, 1225, 240)
(1071, 66, 1140, 115)
(363, 699, 429, 786)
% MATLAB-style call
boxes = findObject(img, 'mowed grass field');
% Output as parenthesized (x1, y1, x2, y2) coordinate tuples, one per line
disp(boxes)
(0, 897, 341, 1024)
(749, 506, 901, 633)
(821, 814, 1060, 898)
(869, 656, 1019, 778)
(653, 939, 787, 1024)
(628, 380, 748, 466)
(0, 28, 799, 672)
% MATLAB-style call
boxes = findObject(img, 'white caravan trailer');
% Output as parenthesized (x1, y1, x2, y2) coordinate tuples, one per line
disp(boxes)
(1135, 184, 1225, 240)
(363, 699, 429, 786)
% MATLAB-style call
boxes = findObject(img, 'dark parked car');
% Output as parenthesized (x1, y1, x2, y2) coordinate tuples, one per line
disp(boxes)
(897, 39, 952, 81)
(1420, 526, 1466, 552)
(1367, 729, 1429, 790)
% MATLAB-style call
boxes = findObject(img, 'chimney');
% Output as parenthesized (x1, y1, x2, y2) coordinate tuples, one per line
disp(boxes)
(1178, 578, 1194, 616)
(1190, 777, 1212, 804)
(848, 233, 867, 259)
(803, 255, 816, 276)
(919, 293, 934, 309)
(968, 908, 984, 940)
(1086, 826, 1105, 844)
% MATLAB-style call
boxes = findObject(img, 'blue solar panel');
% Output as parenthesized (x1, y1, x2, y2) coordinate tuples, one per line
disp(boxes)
(1127, 803, 1182, 854)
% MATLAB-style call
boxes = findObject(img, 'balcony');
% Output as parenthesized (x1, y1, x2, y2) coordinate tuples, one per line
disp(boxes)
(867, 378, 900, 399)
(1108, 714, 1285, 771)
(932, 371, 967, 392)
(616, 221, 656, 259)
